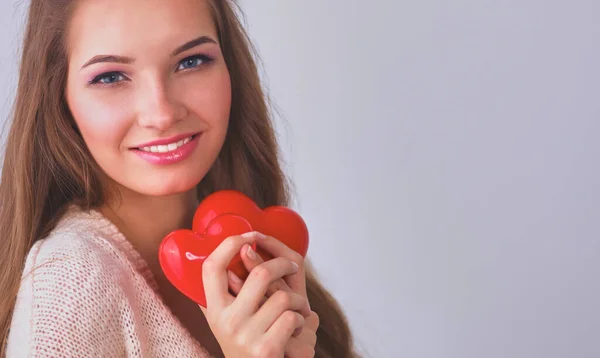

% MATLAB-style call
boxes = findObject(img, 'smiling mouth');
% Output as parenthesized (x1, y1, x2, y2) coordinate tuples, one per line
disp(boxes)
(134, 134, 199, 153)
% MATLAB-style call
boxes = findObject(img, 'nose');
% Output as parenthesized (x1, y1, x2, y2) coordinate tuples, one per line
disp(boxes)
(137, 82, 187, 130)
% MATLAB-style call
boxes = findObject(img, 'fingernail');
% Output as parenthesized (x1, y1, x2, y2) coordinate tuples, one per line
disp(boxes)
(256, 232, 267, 239)
(227, 270, 242, 283)
(291, 261, 299, 272)
(241, 231, 266, 239)
(246, 245, 257, 260)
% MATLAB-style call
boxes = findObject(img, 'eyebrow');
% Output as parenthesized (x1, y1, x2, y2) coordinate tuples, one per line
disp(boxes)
(80, 36, 218, 70)
(81, 55, 134, 69)
(172, 36, 217, 56)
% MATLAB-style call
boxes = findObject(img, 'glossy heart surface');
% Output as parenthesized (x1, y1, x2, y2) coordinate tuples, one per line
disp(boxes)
(158, 190, 309, 307)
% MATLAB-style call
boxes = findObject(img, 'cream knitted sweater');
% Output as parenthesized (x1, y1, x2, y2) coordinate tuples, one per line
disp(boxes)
(6, 206, 213, 357)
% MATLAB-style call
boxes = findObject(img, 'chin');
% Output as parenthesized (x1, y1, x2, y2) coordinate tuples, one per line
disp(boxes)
(111, 162, 213, 198)
(141, 179, 201, 197)
(117, 174, 202, 197)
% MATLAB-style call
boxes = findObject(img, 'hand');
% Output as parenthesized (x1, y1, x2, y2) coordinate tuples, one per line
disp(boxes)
(199, 232, 312, 358)
(228, 234, 319, 358)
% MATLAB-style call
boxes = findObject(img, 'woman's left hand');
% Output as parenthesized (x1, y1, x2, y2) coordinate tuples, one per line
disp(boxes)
(226, 233, 319, 358)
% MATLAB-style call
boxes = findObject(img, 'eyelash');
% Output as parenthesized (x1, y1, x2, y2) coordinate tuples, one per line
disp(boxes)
(88, 54, 214, 87)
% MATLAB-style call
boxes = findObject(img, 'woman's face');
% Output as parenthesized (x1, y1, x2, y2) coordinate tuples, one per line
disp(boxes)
(65, 0, 231, 197)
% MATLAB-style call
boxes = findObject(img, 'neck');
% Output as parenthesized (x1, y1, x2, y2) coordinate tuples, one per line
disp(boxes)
(99, 185, 199, 274)
(98, 185, 224, 355)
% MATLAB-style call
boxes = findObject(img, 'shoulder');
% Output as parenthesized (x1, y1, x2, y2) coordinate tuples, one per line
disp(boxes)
(23, 206, 131, 285)
(6, 206, 143, 356)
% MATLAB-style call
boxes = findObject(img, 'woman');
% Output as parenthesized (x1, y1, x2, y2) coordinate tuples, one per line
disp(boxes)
(0, 0, 359, 357)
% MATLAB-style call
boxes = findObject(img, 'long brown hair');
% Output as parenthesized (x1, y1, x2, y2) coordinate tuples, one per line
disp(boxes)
(0, 1, 359, 357)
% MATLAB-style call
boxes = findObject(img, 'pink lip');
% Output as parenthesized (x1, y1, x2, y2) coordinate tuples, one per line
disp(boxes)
(132, 132, 199, 149)
(131, 134, 200, 165)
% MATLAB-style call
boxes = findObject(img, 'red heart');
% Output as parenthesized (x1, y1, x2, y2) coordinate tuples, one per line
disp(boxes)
(158, 190, 309, 307)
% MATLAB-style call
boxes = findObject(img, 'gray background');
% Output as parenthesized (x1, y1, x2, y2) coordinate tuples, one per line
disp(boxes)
(2, 1, 600, 357)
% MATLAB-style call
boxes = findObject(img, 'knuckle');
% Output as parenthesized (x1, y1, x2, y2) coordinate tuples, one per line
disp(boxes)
(219, 313, 239, 336)
(272, 290, 293, 308)
(250, 264, 273, 282)
(282, 310, 302, 326)
(223, 235, 244, 251)
(234, 332, 251, 350)
(312, 311, 320, 327)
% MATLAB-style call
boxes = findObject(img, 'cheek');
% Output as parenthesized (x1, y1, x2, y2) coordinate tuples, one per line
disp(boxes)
(68, 93, 132, 152)
(181, 69, 232, 127)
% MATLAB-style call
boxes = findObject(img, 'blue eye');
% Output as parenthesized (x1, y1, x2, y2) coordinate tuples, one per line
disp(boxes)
(90, 72, 126, 85)
(177, 55, 212, 71)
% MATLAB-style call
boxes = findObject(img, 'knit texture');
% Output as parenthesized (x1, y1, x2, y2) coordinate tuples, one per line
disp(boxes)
(6, 206, 212, 357)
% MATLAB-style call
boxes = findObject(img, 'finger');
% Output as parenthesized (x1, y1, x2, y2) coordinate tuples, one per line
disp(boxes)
(305, 311, 320, 333)
(228, 244, 291, 297)
(295, 327, 317, 347)
(233, 257, 306, 317)
(288, 312, 318, 348)
(285, 336, 316, 358)
(256, 235, 308, 297)
(202, 231, 263, 309)
(261, 310, 305, 355)
(227, 270, 244, 296)
(241, 243, 292, 297)
(246, 290, 308, 334)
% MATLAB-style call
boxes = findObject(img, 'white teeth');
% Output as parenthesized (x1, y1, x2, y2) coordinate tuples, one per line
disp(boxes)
(138, 136, 193, 153)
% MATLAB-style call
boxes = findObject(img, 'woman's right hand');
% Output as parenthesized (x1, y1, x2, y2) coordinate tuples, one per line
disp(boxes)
(199, 231, 312, 358)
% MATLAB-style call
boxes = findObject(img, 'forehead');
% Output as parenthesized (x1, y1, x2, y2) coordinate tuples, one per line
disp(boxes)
(67, 0, 218, 65)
